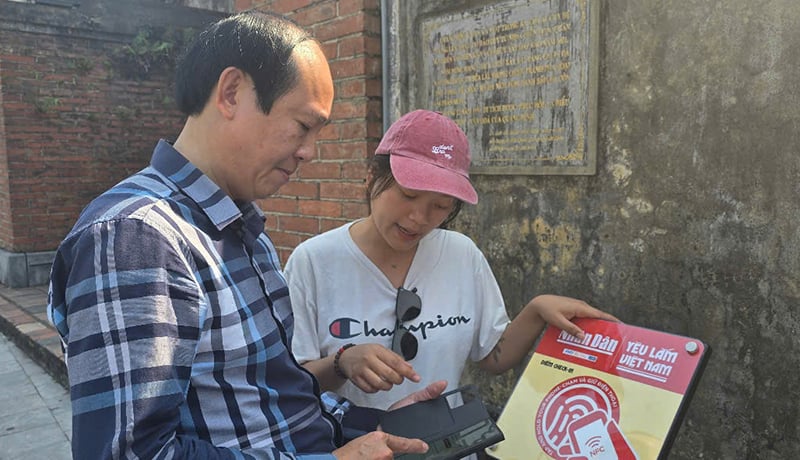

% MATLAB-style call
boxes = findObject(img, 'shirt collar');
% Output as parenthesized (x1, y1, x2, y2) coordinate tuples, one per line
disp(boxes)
(150, 139, 264, 231)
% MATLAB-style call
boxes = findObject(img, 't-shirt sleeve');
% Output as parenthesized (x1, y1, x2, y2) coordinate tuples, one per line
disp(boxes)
(469, 248, 510, 362)
(284, 244, 323, 362)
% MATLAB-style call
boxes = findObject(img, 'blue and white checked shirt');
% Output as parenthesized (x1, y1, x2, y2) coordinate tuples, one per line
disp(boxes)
(48, 140, 347, 459)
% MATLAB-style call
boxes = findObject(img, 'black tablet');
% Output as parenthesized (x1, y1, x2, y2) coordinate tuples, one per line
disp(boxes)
(380, 385, 505, 460)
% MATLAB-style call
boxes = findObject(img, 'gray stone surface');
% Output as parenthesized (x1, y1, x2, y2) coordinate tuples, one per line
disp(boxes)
(0, 334, 71, 460)
(385, 1, 800, 458)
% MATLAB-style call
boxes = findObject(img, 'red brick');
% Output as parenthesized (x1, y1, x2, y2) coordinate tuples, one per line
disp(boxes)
(0, 2, 382, 253)
(342, 161, 369, 179)
(342, 201, 370, 219)
(317, 122, 340, 141)
(337, 78, 366, 98)
(320, 181, 365, 200)
(331, 57, 381, 79)
(365, 99, 383, 119)
(318, 42, 337, 60)
(331, 100, 369, 119)
(298, 161, 341, 179)
(329, 58, 364, 79)
(339, 120, 368, 139)
(366, 119, 383, 137)
(319, 141, 369, 161)
(276, 248, 292, 265)
(364, 36, 382, 55)
(365, 78, 383, 97)
(337, 36, 368, 57)
(320, 217, 350, 232)
(338, 0, 368, 16)
(276, 181, 319, 199)
(293, 3, 337, 25)
(298, 199, 342, 217)
(314, 15, 365, 42)
(279, 215, 319, 233)
(260, 196, 299, 214)
(234, 0, 256, 10)
(268, 0, 315, 16)
(268, 230, 304, 248)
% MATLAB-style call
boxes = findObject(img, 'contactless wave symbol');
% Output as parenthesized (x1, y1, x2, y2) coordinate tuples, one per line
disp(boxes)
(544, 391, 607, 448)
(583, 435, 604, 452)
(535, 377, 635, 460)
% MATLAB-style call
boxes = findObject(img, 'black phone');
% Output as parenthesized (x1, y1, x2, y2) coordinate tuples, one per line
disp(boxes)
(379, 385, 504, 460)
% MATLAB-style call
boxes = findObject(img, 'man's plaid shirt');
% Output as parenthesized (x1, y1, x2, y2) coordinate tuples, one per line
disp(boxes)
(48, 140, 345, 459)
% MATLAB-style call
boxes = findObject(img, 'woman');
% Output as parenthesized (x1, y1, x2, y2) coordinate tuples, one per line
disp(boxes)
(284, 109, 617, 410)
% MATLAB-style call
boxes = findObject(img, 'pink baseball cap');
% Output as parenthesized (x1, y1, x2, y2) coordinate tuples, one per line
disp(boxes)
(375, 110, 478, 205)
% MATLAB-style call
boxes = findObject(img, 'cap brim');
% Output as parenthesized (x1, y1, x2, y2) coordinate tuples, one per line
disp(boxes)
(390, 155, 478, 205)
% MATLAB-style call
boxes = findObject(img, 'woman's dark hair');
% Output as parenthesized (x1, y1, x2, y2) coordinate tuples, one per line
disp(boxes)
(365, 154, 464, 229)
(174, 11, 316, 116)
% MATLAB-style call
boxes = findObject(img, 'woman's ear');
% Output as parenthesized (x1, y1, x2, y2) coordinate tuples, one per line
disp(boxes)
(363, 171, 376, 213)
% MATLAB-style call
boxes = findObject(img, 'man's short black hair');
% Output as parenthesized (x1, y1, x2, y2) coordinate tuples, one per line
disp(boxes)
(174, 11, 316, 116)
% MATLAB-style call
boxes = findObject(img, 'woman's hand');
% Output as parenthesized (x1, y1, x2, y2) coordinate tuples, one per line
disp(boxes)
(479, 295, 618, 374)
(341, 343, 421, 393)
(527, 295, 619, 341)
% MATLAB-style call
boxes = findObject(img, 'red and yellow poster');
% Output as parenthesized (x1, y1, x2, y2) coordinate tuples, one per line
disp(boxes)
(488, 319, 709, 460)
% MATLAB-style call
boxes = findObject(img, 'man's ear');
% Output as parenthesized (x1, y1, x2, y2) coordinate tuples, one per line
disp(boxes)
(214, 67, 247, 120)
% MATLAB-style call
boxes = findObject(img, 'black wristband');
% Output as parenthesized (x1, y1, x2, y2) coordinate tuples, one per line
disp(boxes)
(333, 343, 356, 379)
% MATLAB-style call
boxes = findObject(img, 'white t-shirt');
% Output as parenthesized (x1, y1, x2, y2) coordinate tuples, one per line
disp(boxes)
(284, 221, 509, 410)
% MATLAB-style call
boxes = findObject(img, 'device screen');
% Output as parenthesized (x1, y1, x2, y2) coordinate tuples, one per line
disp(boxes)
(397, 419, 503, 460)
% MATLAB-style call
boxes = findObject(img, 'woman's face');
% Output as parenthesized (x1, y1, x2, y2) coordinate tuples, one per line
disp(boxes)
(369, 182, 456, 252)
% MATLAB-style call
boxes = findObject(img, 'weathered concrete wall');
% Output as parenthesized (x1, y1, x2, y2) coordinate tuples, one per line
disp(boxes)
(439, 1, 800, 459)
(247, 0, 798, 457)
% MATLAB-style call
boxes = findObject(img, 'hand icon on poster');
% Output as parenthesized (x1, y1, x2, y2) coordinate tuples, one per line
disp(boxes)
(559, 410, 638, 460)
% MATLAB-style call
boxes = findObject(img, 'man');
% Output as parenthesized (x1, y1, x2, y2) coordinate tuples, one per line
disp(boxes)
(48, 11, 437, 459)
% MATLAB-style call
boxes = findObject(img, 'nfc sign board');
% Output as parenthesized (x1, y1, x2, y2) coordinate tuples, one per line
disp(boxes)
(488, 319, 710, 460)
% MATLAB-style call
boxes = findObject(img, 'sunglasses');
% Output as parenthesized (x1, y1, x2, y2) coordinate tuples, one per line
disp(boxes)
(391, 286, 421, 360)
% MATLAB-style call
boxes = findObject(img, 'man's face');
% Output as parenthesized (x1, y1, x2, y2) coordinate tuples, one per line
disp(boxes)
(222, 42, 334, 202)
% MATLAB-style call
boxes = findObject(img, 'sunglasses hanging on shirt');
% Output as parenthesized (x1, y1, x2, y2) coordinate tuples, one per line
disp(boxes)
(392, 286, 421, 360)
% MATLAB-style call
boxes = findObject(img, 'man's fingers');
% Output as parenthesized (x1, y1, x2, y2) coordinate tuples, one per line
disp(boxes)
(388, 379, 448, 411)
(415, 380, 447, 401)
(385, 434, 428, 454)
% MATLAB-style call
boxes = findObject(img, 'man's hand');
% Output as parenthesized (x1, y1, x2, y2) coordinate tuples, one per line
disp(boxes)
(341, 344, 421, 393)
(332, 431, 428, 459)
(331, 381, 447, 459)
(388, 380, 448, 411)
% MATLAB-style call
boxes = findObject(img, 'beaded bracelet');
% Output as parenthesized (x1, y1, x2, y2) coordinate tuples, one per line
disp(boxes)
(333, 343, 356, 379)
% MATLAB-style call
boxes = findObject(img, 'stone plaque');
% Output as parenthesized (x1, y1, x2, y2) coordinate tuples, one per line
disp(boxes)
(395, 0, 598, 175)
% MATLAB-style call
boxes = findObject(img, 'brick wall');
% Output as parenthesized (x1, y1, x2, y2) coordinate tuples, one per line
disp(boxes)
(242, 0, 382, 263)
(0, 1, 225, 255)
(0, 0, 377, 262)
(0, 64, 9, 251)
(0, 34, 182, 252)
